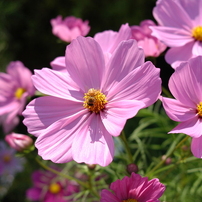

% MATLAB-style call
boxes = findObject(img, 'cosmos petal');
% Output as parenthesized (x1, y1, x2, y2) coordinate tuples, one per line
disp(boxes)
(191, 136, 202, 158)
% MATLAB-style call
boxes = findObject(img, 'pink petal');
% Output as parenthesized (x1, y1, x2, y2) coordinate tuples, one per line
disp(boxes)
(26, 188, 41, 201)
(32, 68, 81, 100)
(65, 36, 105, 91)
(106, 61, 161, 107)
(35, 112, 90, 163)
(150, 26, 193, 47)
(192, 41, 202, 56)
(50, 56, 66, 72)
(102, 39, 144, 91)
(168, 57, 202, 105)
(191, 136, 202, 158)
(162, 97, 196, 122)
(100, 190, 119, 202)
(169, 117, 202, 138)
(101, 100, 145, 136)
(72, 114, 114, 166)
(94, 30, 118, 53)
(165, 42, 194, 68)
(6, 61, 35, 94)
(23, 96, 85, 137)
(153, 0, 193, 29)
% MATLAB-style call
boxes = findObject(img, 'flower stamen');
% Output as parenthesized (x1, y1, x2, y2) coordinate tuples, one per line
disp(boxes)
(83, 88, 107, 113)
(197, 102, 202, 117)
(15, 88, 26, 99)
(122, 199, 138, 202)
(192, 26, 202, 41)
(49, 183, 61, 194)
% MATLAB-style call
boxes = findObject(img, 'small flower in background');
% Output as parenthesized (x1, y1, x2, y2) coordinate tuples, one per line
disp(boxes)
(23, 36, 161, 167)
(50, 15, 90, 43)
(0, 61, 35, 133)
(130, 20, 167, 57)
(100, 172, 166, 202)
(5, 133, 33, 152)
(26, 169, 79, 202)
(150, 0, 202, 68)
(162, 56, 202, 158)
(0, 141, 24, 175)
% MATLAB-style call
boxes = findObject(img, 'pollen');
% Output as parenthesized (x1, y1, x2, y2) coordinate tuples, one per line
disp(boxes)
(49, 183, 61, 194)
(83, 88, 107, 113)
(192, 26, 202, 41)
(197, 102, 202, 117)
(122, 199, 138, 202)
(15, 87, 26, 99)
(3, 154, 11, 163)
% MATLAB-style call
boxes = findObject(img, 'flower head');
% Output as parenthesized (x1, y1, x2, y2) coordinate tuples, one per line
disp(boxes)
(0, 61, 35, 133)
(23, 36, 161, 166)
(50, 15, 90, 43)
(131, 20, 167, 57)
(100, 173, 166, 202)
(150, 0, 202, 68)
(26, 169, 79, 202)
(0, 141, 24, 175)
(5, 133, 33, 152)
(162, 56, 202, 158)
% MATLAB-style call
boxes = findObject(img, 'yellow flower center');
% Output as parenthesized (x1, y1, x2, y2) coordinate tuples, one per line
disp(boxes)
(49, 183, 61, 194)
(197, 102, 202, 117)
(122, 199, 138, 202)
(83, 88, 107, 113)
(3, 154, 11, 163)
(15, 87, 26, 99)
(192, 26, 202, 41)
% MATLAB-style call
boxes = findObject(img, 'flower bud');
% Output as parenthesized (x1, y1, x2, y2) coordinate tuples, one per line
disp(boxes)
(126, 163, 139, 174)
(5, 133, 33, 152)
(161, 155, 172, 165)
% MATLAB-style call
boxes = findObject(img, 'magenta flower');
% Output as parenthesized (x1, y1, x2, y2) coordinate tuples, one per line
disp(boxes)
(0, 141, 24, 175)
(162, 56, 202, 158)
(26, 169, 79, 202)
(100, 172, 166, 202)
(23, 36, 161, 166)
(5, 133, 33, 152)
(50, 15, 90, 43)
(131, 20, 167, 57)
(0, 61, 35, 133)
(150, 0, 202, 68)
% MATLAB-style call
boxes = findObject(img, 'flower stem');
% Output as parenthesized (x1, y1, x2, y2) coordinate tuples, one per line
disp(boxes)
(35, 157, 88, 188)
(146, 135, 190, 177)
(119, 131, 134, 164)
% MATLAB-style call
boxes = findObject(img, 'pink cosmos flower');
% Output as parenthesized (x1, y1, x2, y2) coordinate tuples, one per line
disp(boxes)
(0, 61, 35, 133)
(150, 0, 202, 68)
(100, 172, 166, 202)
(0, 141, 24, 175)
(26, 169, 79, 202)
(162, 56, 202, 158)
(131, 20, 167, 57)
(50, 15, 90, 43)
(23, 36, 161, 166)
(5, 133, 33, 152)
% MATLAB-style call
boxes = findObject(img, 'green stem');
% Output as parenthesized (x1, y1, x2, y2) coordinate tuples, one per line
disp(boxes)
(162, 86, 173, 98)
(146, 135, 190, 177)
(119, 131, 134, 164)
(35, 157, 87, 188)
